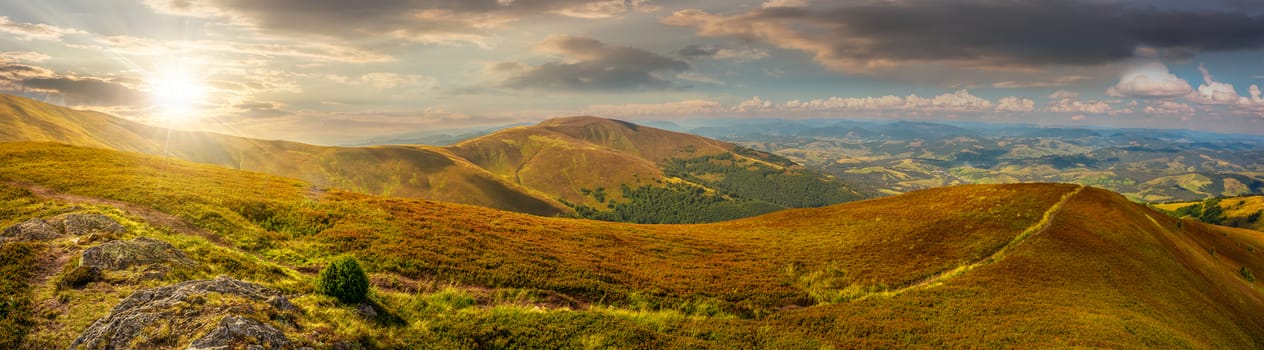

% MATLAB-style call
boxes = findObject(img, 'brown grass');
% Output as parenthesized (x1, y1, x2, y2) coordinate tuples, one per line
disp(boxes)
(2, 141, 1262, 348)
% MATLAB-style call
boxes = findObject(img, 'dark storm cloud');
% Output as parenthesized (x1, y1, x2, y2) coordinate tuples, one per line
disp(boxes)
(148, 0, 655, 44)
(20, 77, 145, 106)
(501, 36, 690, 92)
(664, 0, 1264, 72)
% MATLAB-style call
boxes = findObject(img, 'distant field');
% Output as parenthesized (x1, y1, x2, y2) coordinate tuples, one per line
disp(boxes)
(1157, 195, 1264, 231)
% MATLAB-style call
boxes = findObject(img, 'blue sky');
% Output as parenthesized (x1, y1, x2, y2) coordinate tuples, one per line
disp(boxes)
(1, 0, 1263, 144)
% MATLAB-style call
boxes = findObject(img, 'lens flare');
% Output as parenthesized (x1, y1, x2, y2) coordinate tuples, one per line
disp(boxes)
(148, 67, 209, 122)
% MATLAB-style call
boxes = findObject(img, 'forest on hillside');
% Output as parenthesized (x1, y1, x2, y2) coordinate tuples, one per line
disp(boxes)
(568, 153, 861, 223)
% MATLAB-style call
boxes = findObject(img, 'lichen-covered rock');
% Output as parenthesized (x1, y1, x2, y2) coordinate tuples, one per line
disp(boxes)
(187, 315, 290, 350)
(2, 218, 61, 241)
(137, 264, 171, 281)
(50, 213, 127, 236)
(70, 276, 299, 350)
(80, 237, 194, 271)
(1, 213, 127, 243)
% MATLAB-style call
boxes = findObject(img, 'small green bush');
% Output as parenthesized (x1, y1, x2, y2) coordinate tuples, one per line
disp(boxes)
(1241, 267, 1256, 283)
(317, 256, 370, 304)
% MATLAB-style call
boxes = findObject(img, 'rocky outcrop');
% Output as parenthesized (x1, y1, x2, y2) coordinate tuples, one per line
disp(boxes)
(2, 218, 61, 241)
(187, 315, 291, 350)
(50, 213, 127, 237)
(2, 213, 126, 243)
(80, 237, 194, 271)
(70, 276, 299, 350)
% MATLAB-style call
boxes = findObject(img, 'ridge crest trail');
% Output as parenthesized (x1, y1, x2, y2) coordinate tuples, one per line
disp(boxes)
(861, 185, 1086, 300)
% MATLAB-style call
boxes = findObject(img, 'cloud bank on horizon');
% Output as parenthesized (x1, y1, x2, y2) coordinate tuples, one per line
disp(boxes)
(0, 0, 1262, 144)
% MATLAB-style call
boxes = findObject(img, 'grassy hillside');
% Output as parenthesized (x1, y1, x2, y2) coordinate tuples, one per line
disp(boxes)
(1, 142, 1261, 348)
(0, 94, 571, 216)
(0, 96, 863, 222)
(1157, 195, 1264, 231)
(0, 94, 165, 154)
(450, 116, 863, 223)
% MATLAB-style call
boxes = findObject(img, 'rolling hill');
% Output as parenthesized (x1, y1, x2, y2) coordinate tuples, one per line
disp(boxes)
(0, 94, 568, 216)
(1, 142, 1261, 348)
(1157, 195, 1264, 231)
(449, 116, 863, 222)
(0, 95, 862, 222)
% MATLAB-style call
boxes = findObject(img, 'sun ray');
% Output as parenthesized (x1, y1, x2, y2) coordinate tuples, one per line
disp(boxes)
(147, 64, 209, 123)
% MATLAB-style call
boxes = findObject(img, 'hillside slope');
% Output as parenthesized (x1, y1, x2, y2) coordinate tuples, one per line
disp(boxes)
(0, 94, 570, 216)
(451, 116, 864, 222)
(1157, 195, 1264, 231)
(1, 142, 1261, 348)
(0, 95, 863, 221)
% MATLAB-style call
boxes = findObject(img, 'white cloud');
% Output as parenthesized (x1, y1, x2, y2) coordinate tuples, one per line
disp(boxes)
(712, 47, 769, 61)
(1106, 61, 1192, 98)
(1048, 89, 1080, 100)
(736, 96, 775, 111)
(581, 99, 724, 117)
(1143, 100, 1196, 117)
(774, 90, 1015, 113)
(0, 16, 84, 41)
(1190, 63, 1242, 104)
(595, 90, 1035, 117)
(996, 97, 1036, 112)
(1045, 95, 1114, 114)
(761, 0, 810, 8)
(76, 35, 393, 63)
(359, 73, 436, 90)
(1185, 64, 1264, 115)
(555, 0, 659, 18)
(0, 51, 51, 63)
(675, 72, 724, 85)
(991, 76, 1091, 89)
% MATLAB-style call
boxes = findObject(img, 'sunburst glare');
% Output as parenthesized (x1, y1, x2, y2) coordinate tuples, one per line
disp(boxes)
(148, 66, 209, 123)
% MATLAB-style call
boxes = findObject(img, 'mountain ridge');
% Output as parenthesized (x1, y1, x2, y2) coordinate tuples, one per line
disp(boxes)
(0, 94, 572, 216)
(0, 95, 863, 222)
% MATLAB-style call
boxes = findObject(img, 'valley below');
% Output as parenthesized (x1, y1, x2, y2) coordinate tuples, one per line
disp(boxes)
(667, 119, 1264, 202)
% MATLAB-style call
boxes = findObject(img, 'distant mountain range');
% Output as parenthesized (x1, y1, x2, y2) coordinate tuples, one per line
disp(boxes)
(0, 95, 860, 222)
(643, 118, 1264, 202)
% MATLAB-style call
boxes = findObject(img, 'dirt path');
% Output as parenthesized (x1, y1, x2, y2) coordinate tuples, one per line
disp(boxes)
(864, 185, 1086, 300)
(10, 181, 232, 247)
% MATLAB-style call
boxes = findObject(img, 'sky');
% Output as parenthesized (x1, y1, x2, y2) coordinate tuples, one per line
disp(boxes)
(1, 0, 1263, 144)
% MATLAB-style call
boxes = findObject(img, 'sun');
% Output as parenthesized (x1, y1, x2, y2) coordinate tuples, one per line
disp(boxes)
(148, 67, 209, 122)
